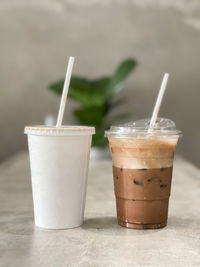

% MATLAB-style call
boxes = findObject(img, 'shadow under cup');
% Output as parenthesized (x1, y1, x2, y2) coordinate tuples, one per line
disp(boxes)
(108, 137, 179, 229)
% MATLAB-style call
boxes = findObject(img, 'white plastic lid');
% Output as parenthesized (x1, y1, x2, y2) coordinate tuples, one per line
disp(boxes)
(105, 117, 182, 138)
(24, 125, 95, 136)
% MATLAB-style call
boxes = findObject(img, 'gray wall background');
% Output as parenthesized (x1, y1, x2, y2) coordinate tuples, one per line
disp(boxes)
(0, 0, 200, 166)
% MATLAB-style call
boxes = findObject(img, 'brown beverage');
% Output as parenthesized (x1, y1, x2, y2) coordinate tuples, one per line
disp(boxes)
(105, 118, 181, 229)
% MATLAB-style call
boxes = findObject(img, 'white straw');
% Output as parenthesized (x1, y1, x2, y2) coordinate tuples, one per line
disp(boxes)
(56, 57, 75, 127)
(149, 73, 169, 129)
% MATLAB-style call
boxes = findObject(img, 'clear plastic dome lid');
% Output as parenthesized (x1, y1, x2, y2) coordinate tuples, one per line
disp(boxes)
(105, 117, 182, 138)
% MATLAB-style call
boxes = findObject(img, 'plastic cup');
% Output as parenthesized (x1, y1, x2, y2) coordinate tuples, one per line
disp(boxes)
(25, 125, 95, 229)
(105, 118, 181, 229)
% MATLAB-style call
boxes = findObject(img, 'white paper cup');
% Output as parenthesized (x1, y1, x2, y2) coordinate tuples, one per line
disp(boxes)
(25, 125, 95, 229)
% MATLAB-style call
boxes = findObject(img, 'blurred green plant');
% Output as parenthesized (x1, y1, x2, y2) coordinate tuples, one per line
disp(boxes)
(49, 58, 137, 147)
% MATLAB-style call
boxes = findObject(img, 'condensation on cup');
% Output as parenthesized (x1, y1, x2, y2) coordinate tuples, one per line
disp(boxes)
(25, 125, 95, 229)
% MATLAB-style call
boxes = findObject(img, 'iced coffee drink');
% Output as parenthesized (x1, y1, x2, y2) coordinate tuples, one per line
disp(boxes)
(105, 118, 181, 229)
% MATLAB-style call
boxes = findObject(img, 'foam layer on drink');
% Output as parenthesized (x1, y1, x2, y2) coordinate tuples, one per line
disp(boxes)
(109, 137, 178, 169)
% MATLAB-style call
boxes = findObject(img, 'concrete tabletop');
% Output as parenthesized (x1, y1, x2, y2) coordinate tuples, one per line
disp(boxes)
(0, 152, 200, 267)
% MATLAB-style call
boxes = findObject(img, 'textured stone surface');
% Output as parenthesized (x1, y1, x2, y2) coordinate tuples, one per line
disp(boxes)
(0, 152, 200, 266)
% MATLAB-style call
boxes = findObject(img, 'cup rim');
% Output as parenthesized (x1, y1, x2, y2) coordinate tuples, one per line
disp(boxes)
(24, 125, 95, 136)
(105, 130, 182, 139)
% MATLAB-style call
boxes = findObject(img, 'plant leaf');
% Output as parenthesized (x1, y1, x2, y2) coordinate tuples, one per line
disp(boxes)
(92, 128, 108, 147)
(91, 76, 110, 91)
(69, 87, 104, 107)
(74, 106, 105, 127)
(70, 76, 107, 107)
(70, 76, 91, 89)
(49, 79, 64, 94)
(49, 76, 106, 107)
(105, 58, 137, 99)
(69, 76, 109, 107)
